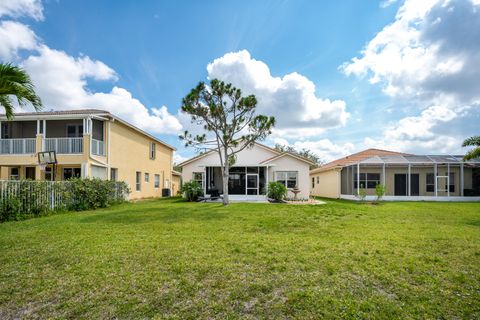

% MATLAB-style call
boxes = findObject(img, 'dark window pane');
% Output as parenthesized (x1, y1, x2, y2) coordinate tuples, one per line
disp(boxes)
(367, 181, 378, 188)
(367, 173, 380, 181)
(426, 185, 434, 192)
(247, 167, 258, 173)
(426, 173, 434, 184)
(287, 180, 296, 188)
(247, 189, 257, 195)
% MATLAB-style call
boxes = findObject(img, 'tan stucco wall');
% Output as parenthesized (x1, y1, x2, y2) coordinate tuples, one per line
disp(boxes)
(1, 118, 174, 200)
(310, 169, 341, 198)
(172, 175, 181, 196)
(108, 120, 173, 200)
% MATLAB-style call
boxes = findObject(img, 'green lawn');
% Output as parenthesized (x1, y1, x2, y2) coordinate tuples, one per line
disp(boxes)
(0, 198, 479, 319)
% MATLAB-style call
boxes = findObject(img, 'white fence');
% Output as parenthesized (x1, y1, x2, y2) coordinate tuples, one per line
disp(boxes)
(0, 138, 36, 154)
(0, 180, 127, 213)
(91, 139, 105, 156)
(45, 137, 83, 154)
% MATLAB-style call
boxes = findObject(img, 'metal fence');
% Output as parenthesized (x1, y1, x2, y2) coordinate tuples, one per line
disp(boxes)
(0, 180, 128, 213)
(91, 139, 105, 156)
(0, 138, 36, 154)
(45, 137, 83, 154)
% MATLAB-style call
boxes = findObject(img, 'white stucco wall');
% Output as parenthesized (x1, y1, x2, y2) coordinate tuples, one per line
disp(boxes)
(267, 155, 311, 199)
(180, 144, 311, 198)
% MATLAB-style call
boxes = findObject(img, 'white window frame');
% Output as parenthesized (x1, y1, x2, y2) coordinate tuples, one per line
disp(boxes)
(45, 166, 53, 181)
(10, 167, 19, 180)
(145, 172, 149, 183)
(149, 142, 156, 160)
(66, 124, 83, 138)
(154, 174, 160, 188)
(192, 172, 204, 188)
(110, 168, 118, 181)
(136, 171, 141, 191)
(275, 171, 298, 189)
(63, 167, 81, 180)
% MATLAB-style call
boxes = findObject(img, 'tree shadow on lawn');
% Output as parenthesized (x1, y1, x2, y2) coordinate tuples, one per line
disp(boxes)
(78, 203, 229, 225)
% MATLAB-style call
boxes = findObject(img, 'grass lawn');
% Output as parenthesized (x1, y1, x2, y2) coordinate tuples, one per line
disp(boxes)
(0, 198, 479, 319)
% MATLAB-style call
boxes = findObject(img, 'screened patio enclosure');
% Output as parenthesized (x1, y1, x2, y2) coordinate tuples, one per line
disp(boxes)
(340, 155, 480, 200)
(202, 166, 268, 196)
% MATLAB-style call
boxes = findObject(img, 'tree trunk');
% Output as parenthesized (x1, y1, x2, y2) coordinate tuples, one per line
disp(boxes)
(222, 148, 229, 205)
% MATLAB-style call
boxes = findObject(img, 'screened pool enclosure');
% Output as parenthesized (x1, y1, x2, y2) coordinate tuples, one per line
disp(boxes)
(340, 155, 480, 200)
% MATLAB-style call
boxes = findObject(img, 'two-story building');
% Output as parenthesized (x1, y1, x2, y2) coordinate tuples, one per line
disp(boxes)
(0, 109, 175, 199)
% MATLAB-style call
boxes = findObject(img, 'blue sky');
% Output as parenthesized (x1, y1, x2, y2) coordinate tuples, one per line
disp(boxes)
(1, 0, 479, 162)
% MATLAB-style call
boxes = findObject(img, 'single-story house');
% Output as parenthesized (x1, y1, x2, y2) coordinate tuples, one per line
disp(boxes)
(178, 142, 314, 201)
(310, 149, 480, 201)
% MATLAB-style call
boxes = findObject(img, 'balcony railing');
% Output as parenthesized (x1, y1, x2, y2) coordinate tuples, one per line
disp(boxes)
(0, 138, 36, 154)
(45, 137, 83, 154)
(91, 139, 105, 156)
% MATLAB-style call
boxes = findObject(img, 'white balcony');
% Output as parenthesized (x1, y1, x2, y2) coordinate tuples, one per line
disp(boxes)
(0, 138, 36, 154)
(45, 137, 83, 154)
(91, 138, 105, 156)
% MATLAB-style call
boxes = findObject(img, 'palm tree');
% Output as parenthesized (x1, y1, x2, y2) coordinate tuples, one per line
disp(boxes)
(0, 63, 42, 119)
(462, 136, 480, 160)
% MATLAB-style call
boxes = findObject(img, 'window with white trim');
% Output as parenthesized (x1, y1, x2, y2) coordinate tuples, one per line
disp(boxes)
(145, 172, 150, 183)
(10, 167, 19, 180)
(149, 142, 156, 160)
(193, 172, 203, 187)
(354, 173, 380, 189)
(45, 166, 52, 181)
(446, 172, 455, 192)
(426, 173, 434, 192)
(312, 177, 315, 189)
(275, 171, 298, 188)
(154, 174, 160, 188)
(136, 171, 141, 191)
(110, 168, 118, 181)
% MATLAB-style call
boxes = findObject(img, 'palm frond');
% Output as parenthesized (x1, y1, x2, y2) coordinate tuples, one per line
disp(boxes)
(463, 147, 480, 161)
(0, 63, 42, 119)
(462, 136, 480, 147)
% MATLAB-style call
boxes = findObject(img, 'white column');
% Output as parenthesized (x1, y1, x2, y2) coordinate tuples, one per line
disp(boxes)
(36, 120, 40, 135)
(447, 163, 450, 197)
(43, 120, 46, 137)
(460, 163, 464, 197)
(434, 163, 438, 197)
(382, 164, 386, 186)
(357, 163, 360, 196)
(408, 164, 411, 196)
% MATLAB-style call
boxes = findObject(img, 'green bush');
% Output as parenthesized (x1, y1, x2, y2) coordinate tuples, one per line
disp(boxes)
(0, 179, 130, 222)
(66, 178, 130, 211)
(375, 183, 387, 202)
(180, 181, 203, 201)
(267, 182, 288, 201)
(0, 196, 20, 222)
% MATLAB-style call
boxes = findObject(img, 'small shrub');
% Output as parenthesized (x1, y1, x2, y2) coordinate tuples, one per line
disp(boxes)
(267, 182, 288, 201)
(180, 181, 203, 201)
(66, 178, 130, 211)
(375, 183, 387, 202)
(0, 196, 20, 222)
(357, 184, 367, 202)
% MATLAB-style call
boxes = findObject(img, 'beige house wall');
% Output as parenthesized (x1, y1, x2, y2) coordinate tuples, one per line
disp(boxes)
(1, 116, 174, 200)
(310, 169, 341, 198)
(172, 174, 181, 196)
(108, 120, 173, 200)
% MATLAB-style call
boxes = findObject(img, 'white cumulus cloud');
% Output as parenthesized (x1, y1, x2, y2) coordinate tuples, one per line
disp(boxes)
(0, 0, 43, 21)
(206, 50, 349, 138)
(0, 20, 38, 60)
(21, 46, 182, 134)
(343, 0, 480, 155)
